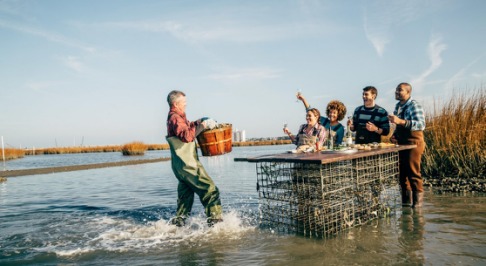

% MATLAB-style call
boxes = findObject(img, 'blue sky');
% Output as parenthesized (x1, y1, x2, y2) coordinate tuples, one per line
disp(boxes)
(1, 0, 485, 148)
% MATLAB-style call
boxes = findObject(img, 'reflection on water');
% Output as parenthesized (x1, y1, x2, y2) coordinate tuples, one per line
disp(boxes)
(399, 208, 425, 265)
(0, 145, 485, 265)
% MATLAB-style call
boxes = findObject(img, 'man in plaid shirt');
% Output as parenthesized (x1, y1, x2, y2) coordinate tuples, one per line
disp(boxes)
(388, 83, 426, 208)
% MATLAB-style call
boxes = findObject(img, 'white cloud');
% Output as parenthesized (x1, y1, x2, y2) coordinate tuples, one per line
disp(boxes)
(411, 35, 447, 91)
(363, 14, 389, 57)
(471, 71, 486, 79)
(63, 56, 83, 72)
(101, 17, 333, 44)
(25, 81, 55, 93)
(363, 0, 443, 57)
(0, 19, 96, 52)
(444, 54, 485, 90)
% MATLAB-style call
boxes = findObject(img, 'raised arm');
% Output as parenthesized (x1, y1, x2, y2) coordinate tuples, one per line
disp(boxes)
(297, 93, 311, 110)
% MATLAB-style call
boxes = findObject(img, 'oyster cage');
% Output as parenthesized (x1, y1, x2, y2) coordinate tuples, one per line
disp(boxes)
(256, 152, 400, 238)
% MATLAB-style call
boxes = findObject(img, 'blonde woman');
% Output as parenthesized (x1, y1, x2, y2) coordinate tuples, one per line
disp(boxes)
(284, 108, 327, 153)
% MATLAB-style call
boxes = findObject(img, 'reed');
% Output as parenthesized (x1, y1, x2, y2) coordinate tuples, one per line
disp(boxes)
(422, 88, 485, 179)
(25, 145, 123, 155)
(121, 141, 148, 156)
(1, 148, 25, 160)
(147, 143, 169, 150)
(17, 139, 287, 157)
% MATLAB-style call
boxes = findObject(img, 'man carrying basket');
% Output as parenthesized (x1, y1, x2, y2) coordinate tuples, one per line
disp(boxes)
(166, 90, 223, 226)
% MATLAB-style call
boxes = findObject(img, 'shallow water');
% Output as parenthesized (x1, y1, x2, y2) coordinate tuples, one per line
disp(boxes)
(0, 145, 485, 265)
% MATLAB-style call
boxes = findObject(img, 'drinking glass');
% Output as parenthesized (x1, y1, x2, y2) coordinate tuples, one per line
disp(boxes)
(296, 89, 302, 102)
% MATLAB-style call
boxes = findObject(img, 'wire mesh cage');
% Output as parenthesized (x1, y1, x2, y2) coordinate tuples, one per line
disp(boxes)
(256, 151, 400, 238)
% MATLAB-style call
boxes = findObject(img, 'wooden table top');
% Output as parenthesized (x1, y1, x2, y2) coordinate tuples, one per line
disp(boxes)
(234, 144, 417, 164)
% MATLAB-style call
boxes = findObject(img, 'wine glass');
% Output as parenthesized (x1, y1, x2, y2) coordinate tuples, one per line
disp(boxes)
(295, 89, 302, 102)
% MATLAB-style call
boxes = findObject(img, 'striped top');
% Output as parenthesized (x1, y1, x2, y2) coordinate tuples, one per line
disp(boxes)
(393, 97, 426, 131)
(352, 105, 390, 144)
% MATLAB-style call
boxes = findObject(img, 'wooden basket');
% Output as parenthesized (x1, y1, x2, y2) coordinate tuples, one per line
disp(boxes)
(197, 124, 232, 156)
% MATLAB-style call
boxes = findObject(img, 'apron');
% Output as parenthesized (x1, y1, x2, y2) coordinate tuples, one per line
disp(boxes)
(297, 134, 318, 146)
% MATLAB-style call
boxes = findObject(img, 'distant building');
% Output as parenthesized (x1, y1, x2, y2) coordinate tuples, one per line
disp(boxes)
(233, 129, 246, 142)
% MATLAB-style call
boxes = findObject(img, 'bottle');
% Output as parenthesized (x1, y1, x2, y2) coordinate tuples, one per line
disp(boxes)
(346, 116, 353, 146)
(328, 128, 334, 150)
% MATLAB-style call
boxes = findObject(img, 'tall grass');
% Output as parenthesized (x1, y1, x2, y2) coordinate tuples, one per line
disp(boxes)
(21, 144, 169, 155)
(423, 89, 485, 178)
(24, 145, 122, 155)
(121, 141, 148, 156)
(1, 148, 25, 160)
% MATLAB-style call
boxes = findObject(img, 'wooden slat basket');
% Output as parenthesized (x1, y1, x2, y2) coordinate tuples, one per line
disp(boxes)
(197, 124, 232, 156)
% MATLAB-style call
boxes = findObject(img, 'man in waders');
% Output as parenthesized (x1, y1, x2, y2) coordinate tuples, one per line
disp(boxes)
(166, 90, 223, 226)
(388, 83, 426, 208)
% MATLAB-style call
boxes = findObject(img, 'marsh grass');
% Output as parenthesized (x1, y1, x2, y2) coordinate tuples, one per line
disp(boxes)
(19, 140, 286, 157)
(121, 141, 148, 156)
(25, 145, 122, 155)
(423, 88, 485, 179)
(1, 148, 25, 160)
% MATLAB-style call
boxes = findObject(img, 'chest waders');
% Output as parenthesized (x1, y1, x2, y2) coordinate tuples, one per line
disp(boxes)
(166, 136, 222, 220)
(394, 103, 426, 207)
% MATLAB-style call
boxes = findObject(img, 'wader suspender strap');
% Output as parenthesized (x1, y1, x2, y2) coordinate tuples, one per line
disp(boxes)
(298, 125, 319, 137)
(397, 103, 409, 120)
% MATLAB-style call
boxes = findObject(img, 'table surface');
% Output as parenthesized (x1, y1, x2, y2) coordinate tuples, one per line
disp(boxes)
(234, 144, 417, 164)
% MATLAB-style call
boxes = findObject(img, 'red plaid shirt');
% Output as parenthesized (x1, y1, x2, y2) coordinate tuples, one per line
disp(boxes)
(166, 107, 200, 143)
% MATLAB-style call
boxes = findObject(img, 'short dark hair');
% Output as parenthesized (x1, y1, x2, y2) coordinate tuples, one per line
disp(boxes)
(363, 86, 378, 99)
(167, 90, 185, 106)
(397, 82, 412, 92)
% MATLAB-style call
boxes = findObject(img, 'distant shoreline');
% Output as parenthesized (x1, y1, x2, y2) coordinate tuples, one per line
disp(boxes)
(0, 141, 293, 178)
(1, 157, 171, 177)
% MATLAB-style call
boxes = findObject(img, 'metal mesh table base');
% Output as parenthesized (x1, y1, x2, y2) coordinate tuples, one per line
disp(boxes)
(256, 151, 400, 238)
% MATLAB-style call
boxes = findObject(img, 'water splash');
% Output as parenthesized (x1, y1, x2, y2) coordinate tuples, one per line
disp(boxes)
(41, 210, 255, 257)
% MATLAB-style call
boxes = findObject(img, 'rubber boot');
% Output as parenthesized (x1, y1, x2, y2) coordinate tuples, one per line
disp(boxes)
(412, 191, 424, 208)
(170, 216, 186, 227)
(402, 190, 413, 207)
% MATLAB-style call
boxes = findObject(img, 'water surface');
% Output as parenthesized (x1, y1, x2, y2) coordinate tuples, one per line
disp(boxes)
(1, 145, 485, 265)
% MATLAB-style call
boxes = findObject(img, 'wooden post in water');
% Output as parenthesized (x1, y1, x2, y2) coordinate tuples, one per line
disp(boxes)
(1, 136, 5, 171)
